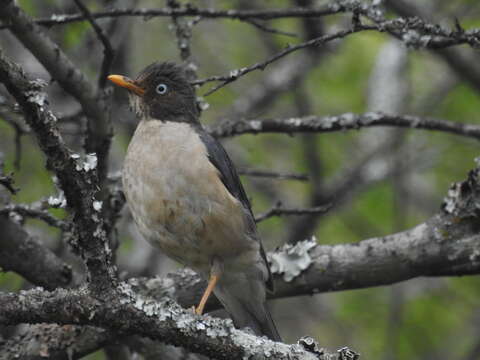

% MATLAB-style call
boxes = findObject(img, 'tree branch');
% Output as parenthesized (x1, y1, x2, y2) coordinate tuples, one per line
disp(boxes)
(73, 0, 115, 89)
(0, 324, 109, 360)
(238, 168, 309, 181)
(0, 286, 349, 360)
(384, 0, 480, 95)
(0, 202, 70, 231)
(0, 3, 351, 28)
(255, 203, 331, 223)
(0, 215, 72, 290)
(0, 49, 114, 293)
(195, 27, 358, 95)
(211, 112, 480, 140)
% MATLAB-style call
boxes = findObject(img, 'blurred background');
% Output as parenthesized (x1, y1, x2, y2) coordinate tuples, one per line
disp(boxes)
(1, 0, 480, 359)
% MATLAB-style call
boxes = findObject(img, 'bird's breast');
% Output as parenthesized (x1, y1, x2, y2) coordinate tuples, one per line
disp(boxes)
(122, 120, 257, 271)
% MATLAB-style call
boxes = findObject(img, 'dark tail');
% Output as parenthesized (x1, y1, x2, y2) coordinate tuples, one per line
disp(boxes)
(259, 302, 282, 342)
(214, 279, 282, 342)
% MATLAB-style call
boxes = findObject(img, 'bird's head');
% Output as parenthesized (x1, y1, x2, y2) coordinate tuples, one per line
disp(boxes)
(108, 62, 199, 123)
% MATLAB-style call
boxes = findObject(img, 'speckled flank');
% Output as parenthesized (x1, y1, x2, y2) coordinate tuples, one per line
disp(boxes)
(122, 120, 261, 275)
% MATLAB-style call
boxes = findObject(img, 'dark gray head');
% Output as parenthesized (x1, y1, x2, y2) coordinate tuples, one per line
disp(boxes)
(108, 62, 199, 123)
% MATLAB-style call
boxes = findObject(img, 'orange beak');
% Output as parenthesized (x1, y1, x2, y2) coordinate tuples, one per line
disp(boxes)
(107, 75, 145, 96)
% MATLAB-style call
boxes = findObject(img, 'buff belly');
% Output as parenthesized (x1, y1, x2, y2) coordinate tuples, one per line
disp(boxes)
(122, 120, 259, 274)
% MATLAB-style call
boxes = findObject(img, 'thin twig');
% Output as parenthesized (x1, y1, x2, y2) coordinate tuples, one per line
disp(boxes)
(73, 0, 115, 88)
(0, 203, 70, 231)
(255, 202, 332, 223)
(243, 19, 299, 37)
(190, 13, 480, 93)
(238, 168, 309, 181)
(198, 27, 358, 95)
(167, 0, 197, 81)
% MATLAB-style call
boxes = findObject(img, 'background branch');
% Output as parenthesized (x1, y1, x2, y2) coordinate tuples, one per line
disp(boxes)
(212, 112, 480, 140)
(0, 215, 72, 290)
(73, 0, 115, 88)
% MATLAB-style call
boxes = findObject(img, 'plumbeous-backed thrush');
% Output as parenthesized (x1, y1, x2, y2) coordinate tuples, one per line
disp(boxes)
(108, 62, 281, 341)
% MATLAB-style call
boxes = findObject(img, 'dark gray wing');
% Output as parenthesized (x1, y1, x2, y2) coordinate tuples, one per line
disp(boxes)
(197, 128, 274, 291)
(198, 130, 252, 210)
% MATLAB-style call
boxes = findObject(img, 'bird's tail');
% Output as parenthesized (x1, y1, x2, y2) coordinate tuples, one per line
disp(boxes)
(213, 278, 281, 342)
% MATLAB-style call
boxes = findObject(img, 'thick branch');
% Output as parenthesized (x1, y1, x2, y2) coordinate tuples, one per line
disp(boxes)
(118, 164, 480, 308)
(0, 215, 72, 290)
(211, 112, 480, 140)
(0, 287, 344, 360)
(0, 50, 114, 293)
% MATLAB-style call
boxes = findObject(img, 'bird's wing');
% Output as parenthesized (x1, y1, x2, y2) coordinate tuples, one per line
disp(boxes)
(197, 129, 274, 292)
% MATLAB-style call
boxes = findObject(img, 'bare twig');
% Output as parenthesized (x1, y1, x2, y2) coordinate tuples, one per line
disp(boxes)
(167, 0, 197, 81)
(195, 28, 357, 95)
(73, 0, 115, 88)
(238, 168, 309, 181)
(255, 202, 332, 222)
(286, 140, 437, 244)
(0, 203, 70, 231)
(243, 19, 299, 37)
(186, 10, 479, 94)
(211, 112, 480, 140)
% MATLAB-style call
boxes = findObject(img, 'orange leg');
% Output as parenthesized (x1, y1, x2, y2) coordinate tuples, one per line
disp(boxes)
(195, 273, 219, 315)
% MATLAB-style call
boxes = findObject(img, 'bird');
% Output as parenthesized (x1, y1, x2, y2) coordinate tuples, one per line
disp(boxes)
(108, 62, 281, 341)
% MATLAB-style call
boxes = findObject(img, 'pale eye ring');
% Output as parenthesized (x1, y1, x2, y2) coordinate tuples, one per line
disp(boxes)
(156, 83, 168, 95)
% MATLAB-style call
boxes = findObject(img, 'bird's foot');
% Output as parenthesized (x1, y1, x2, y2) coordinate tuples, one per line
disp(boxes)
(194, 305, 203, 315)
(188, 306, 199, 314)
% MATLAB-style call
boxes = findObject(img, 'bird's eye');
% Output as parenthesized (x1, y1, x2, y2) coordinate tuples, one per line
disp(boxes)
(155, 83, 168, 95)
